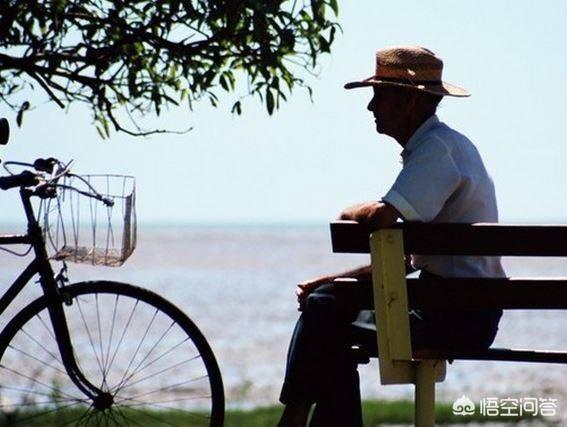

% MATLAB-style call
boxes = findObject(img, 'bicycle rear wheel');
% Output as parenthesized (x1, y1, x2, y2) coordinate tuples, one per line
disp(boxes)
(0, 281, 224, 426)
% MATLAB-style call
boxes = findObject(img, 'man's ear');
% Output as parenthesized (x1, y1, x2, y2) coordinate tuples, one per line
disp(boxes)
(406, 90, 420, 109)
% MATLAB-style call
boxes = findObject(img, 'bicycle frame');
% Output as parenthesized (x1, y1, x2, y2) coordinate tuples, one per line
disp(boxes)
(0, 187, 105, 400)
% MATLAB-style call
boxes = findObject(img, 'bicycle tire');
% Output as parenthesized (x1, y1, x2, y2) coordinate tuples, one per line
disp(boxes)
(0, 281, 224, 427)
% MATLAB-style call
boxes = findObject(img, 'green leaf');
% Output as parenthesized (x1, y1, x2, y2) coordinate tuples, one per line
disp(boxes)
(225, 72, 236, 90)
(318, 35, 330, 53)
(103, 117, 110, 137)
(208, 92, 219, 107)
(329, 0, 339, 15)
(231, 100, 242, 115)
(180, 88, 189, 102)
(266, 89, 275, 114)
(329, 25, 336, 44)
(306, 86, 314, 101)
(219, 74, 229, 91)
(96, 125, 106, 139)
(16, 101, 30, 127)
(299, 10, 312, 23)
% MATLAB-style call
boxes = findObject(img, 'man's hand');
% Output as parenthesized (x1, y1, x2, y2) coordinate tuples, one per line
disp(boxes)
(339, 201, 400, 229)
(296, 276, 333, 311)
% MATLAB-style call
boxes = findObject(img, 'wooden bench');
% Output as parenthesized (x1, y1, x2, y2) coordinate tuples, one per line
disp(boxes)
(330, 220, 567, 426)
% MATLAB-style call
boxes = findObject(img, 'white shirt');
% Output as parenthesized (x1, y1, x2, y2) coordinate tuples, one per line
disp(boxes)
(382, 115, 505, 278)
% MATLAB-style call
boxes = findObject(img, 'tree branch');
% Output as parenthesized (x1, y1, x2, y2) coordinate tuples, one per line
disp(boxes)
(0, 0, 339, 137)
(26, 71, 65, 108)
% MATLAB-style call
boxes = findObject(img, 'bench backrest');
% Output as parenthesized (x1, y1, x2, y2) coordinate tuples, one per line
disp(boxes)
(330, 221, 567, 384)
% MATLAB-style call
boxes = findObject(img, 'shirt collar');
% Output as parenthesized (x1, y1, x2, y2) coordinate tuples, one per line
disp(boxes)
(401, 114, 440, 159)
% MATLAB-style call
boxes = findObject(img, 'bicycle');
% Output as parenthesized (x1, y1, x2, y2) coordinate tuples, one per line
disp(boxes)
(0, 119, 224, 426)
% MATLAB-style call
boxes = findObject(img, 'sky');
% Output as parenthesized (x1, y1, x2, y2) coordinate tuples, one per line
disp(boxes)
(2, 1, 567, 225)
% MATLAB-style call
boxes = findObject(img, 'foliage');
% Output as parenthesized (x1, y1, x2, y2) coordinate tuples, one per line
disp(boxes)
(0, 0, 339, 137)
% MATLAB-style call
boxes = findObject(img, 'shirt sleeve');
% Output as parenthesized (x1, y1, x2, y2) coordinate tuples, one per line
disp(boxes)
(382, 138, 461, 222)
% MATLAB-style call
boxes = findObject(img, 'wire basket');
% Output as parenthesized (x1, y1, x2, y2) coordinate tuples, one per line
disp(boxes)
(41, 175, 136, 267)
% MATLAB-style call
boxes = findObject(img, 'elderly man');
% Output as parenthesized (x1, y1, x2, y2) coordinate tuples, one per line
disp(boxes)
(277, 46, 504, 427)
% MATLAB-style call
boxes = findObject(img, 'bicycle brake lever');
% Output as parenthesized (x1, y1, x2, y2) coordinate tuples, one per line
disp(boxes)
(55, 262, 70, 287)
(33, 157, 58, 173)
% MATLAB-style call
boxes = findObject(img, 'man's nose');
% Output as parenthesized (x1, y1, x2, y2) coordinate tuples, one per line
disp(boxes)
(367, 97, 375, 112)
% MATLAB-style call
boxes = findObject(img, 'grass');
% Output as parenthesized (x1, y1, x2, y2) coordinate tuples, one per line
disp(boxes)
(224, 399, 541, 426)
(0, 399, 542, 426)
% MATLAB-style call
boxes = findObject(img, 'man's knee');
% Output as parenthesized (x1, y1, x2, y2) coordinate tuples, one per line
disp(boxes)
(304, 284, 359, 322)
(304, 284, 340, 312)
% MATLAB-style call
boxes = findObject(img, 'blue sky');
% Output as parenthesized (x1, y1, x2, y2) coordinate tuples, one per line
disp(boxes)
(2, 1, 567, 225)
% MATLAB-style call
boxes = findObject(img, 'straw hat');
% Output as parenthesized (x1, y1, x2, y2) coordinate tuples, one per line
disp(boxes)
(344, 46, 470, 97)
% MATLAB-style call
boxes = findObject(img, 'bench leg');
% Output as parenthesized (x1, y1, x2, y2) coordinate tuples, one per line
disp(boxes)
(414, 361, 436, 427)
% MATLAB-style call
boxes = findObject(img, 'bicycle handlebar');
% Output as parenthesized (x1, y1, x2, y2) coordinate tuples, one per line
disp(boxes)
(1, 157, 115, 206)
(0, 171, 39, 190)
(1, 157, 65, 191)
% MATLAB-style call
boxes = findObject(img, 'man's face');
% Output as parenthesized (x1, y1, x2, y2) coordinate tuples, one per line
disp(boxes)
(367, 86, 412, 137)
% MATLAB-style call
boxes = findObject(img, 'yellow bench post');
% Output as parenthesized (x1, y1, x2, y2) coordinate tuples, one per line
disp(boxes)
(369, 229, 445, 426)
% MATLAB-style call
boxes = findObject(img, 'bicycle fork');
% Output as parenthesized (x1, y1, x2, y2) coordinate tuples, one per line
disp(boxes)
(43, 273, 118, 410)
(33, 233, 113, 409)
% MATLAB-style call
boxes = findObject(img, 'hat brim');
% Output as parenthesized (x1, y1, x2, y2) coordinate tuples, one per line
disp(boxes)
(344, 76, 470, 97)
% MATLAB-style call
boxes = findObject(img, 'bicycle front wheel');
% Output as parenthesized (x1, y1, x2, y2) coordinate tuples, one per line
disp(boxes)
(0, 281, 224, 426)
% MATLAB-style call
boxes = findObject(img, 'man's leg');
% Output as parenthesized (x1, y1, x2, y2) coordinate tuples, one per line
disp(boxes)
(279, 282, 372, 427)
(308, 360, 363, 427)
(278, 402, 312, 427)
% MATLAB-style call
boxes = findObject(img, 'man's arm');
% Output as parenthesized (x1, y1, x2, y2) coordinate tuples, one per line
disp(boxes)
(296, 201, 401, 310)
(339, 200, 400, 228)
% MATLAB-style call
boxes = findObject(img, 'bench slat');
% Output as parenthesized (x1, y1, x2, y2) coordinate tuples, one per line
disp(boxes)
(407, 278, 567, 310)
(331, 221, 567, 256)
(413, 348, 567, 364)
(330, 221, 372, 253)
